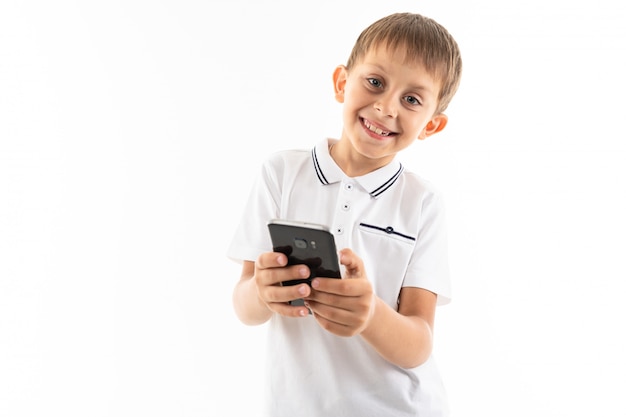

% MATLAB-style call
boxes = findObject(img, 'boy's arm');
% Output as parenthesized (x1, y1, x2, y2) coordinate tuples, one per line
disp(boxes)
(232, 261, 274, 325)
(304, 249, 436, 369)
(360, 287, 436, 369)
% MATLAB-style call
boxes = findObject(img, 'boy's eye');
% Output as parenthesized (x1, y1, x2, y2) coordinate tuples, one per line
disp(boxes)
(404, 95, 422, 106)
(367, 78, 383, 88)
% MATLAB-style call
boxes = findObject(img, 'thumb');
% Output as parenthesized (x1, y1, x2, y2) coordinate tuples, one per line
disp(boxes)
(339, 248, 364, 279)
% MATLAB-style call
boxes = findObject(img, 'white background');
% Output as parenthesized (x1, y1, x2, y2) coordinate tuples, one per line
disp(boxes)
(1, 0, 625, 416)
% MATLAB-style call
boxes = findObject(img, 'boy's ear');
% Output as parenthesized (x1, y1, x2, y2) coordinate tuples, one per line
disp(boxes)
(418, 114, 448, 140)
(333, 65, 348, 103)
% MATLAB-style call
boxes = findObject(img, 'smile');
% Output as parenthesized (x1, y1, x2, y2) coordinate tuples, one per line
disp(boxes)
(362, 118, 393, 137)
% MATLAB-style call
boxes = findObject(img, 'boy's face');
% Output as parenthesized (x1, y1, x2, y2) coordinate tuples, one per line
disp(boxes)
(334, 46, 447, 169)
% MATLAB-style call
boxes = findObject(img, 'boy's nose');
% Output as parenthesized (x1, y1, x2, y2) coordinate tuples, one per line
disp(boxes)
(374, 95, 398, 118)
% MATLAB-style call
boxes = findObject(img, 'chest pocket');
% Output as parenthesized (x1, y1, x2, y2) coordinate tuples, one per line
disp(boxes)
(357, 222, 416, 267)
(356, 222, 416, 302)
(358, 222, 416, 243)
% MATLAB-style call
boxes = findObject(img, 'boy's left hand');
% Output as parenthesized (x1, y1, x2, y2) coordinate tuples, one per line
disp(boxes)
(303, 248, 375, 337)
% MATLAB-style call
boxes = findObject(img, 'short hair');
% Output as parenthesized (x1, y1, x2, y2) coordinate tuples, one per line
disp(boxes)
(346, 13, 462, 114)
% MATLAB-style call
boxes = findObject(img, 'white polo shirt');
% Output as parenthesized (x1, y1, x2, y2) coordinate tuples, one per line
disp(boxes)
(228, 138, 451, 417)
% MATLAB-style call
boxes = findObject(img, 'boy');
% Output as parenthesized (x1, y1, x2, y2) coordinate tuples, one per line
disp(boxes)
(227, 12, 462, 417)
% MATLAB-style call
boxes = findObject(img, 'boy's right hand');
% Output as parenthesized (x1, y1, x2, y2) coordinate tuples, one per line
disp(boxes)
(254, 251, 312, 317)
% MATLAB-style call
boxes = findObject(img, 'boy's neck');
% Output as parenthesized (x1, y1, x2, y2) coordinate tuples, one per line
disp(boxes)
(329, 139, 395, 177)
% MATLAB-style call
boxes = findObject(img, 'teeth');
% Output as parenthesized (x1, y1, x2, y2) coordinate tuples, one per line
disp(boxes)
(364, 119, 390, 136)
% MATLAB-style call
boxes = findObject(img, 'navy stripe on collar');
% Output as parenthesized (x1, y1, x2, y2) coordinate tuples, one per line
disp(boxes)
(370, 163, 404, 198)
(312, 147, 329, 185)
(311, 146, 404, 198)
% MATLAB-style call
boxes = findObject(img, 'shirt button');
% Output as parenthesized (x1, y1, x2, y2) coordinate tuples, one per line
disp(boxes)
(345, 183, 354, 191)
(342, 202, 351, 211)
(336, 226, 344, 235)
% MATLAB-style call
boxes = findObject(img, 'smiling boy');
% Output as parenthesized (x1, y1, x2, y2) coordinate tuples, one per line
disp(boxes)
(228, 12, 462, 417)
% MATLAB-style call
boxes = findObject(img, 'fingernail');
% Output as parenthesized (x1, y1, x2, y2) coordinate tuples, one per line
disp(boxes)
(298, 285, 308, 295)
(299, 267, 308, 277)
(311, 279, 319, 289)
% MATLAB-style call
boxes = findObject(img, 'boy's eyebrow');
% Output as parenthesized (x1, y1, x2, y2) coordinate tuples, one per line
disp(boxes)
(406, 83, 435, 94)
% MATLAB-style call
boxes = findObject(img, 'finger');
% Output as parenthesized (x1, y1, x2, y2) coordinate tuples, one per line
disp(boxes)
(305, 287, 348, 308)
(306, 302, 357, 336)
(255, 253, 310, 287)
(255, 251, 288, 271)
(338, 248, 364, 279)
(263, 281, 311, 304)
(310, 276, 364, 297)
(267, 301, 311, 318)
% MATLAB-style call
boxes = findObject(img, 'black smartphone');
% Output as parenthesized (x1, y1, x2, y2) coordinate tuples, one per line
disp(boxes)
(267, 219, 341, 306)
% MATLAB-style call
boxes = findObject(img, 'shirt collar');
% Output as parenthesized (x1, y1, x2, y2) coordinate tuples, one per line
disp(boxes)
(311, 139, 404, 199)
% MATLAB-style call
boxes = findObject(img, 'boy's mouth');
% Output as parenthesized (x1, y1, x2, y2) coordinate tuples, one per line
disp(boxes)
(362, 118, 394, 137)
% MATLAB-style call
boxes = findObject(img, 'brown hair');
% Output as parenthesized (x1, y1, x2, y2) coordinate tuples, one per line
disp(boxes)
(346, 13, 462, 113)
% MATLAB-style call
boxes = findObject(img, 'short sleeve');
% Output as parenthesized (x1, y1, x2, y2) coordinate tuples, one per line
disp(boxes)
(404, 191, 452, 305)
(226, 158, 281, 264)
